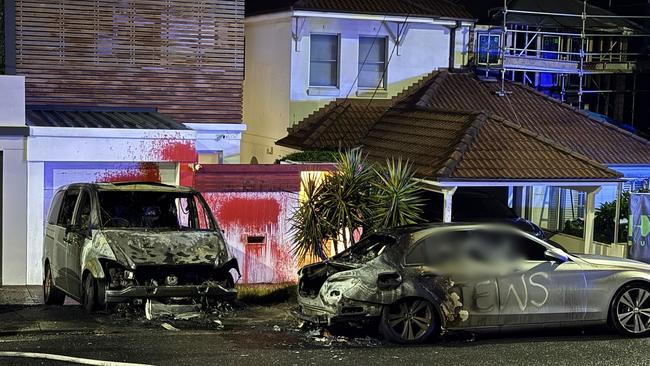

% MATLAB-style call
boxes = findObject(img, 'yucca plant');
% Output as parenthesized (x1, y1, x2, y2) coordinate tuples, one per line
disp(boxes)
(319, 149, 374, 252)
(372, 158, 425, 229)
(291, 150, 424, 260)
(290, 175, 329, 260)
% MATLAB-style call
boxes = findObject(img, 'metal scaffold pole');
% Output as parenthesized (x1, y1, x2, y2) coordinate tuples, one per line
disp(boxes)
(501, 0, 508, 95)
(579, 0, 587, 109)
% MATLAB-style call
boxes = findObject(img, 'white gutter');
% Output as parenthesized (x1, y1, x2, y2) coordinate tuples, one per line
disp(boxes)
(415, 178, 621, 188)
(246, 10, 474, 27)
(29, 126, 196, 140)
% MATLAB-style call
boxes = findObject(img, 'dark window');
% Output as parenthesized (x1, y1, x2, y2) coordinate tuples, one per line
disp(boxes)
(474, 230, 547, 261)
(247, 236, 265, 244)
(76, 192, 92, 230)
(358, 37, 387, 88)
(477, 33, 501, 65)
(47, 191, 65, 225)
(98, 190, 215, 231)
(405, 231, 468, 266)
(310, 34, 339, 87)
(57, 190, 80, 227)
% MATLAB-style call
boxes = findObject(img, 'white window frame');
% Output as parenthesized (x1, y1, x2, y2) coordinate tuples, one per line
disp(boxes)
(357, 36, 388, 90)
(308, 33, 341, 89)
(477, 33, 501, 66)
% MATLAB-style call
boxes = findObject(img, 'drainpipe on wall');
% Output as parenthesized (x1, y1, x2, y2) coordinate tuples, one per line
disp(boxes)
(448, 21, 461, 70)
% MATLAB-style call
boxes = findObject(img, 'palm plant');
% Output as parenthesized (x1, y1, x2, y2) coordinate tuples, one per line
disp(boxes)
(372, 158, 425, 229)
(290, 175, 328, 260)
(291, 150, 424, 260)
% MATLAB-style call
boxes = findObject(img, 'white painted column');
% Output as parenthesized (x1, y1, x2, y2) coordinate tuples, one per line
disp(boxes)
(2, 147, 28, 285)
(442, 187, 457, 223)
(26, 162, 45, 285)
(583, 187, 602, 255)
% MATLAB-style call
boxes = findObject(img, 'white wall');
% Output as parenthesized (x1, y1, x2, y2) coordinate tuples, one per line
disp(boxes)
(1, 138, 28, 285)
(289, 18, 454, 125)
(242, 15, 293, 164)
(243, 14, 472, 164)
(0, 76, 26, 127)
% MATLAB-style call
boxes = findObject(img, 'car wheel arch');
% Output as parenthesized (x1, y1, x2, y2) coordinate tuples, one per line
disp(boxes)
(608, 280, 650, 335)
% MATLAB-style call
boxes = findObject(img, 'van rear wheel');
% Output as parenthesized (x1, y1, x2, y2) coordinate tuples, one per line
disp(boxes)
(43, 264, 65, 305)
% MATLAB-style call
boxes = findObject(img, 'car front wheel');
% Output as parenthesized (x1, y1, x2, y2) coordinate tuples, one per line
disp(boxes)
(379, 298, 439, 344)
(611, 284, 650, 337)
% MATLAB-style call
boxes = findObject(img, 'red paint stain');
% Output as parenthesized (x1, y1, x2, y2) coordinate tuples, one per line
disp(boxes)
(179, 163, 195, 187)
(96, 163, 161, 183)
(214, 197, 281, 227)
(152, 139, 197, 163)
(202, 193, 296, 283)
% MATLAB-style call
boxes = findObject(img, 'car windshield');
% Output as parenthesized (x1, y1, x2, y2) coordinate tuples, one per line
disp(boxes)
(98, 190, 215, 231)
(333, 234, 396, 263)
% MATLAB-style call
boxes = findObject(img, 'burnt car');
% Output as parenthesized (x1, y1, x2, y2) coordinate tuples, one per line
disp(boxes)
(294, 223, 650, 343)
(42, 182, 239, 311)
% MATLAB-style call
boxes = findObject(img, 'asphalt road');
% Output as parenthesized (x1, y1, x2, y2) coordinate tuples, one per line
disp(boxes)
(0, 304, 649, 366)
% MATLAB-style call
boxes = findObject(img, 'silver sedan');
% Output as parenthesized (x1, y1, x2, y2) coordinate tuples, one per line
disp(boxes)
(293, 224, 650, 343)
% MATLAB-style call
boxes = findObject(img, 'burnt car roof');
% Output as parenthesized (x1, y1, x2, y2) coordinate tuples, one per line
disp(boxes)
(59, 182, 195, 193)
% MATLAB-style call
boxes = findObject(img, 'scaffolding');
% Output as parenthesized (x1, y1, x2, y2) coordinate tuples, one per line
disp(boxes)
(482, 0, 650, 121)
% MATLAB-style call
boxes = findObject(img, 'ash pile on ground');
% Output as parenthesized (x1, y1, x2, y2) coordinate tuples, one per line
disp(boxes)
(107, 299, 241, 331)
(292, 321, 382, 348)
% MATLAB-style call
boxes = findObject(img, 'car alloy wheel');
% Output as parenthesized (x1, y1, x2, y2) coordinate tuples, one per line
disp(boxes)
(380, 298, 437, 344)
(615, 287, 650, 335)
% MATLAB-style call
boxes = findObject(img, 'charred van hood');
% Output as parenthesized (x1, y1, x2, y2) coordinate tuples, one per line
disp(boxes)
(100, 229, 230, 268)
(575, 254, 650, 271)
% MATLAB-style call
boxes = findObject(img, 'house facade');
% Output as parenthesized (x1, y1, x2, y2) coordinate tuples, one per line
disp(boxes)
(278, 70, 650, 256)
(242, 0, 475, 164)
(1, 0, 246, 285)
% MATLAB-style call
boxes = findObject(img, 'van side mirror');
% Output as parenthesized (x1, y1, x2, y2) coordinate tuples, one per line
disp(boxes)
(545, 248, 569, 263)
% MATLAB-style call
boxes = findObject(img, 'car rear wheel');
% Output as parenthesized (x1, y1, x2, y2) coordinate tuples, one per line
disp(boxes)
(379, 298, 439, 344)
(43, 264, 65, 305)
(611, 284, 650, 337)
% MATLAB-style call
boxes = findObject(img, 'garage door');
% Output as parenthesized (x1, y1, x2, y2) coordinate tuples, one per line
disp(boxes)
(43, 162, 177, 218)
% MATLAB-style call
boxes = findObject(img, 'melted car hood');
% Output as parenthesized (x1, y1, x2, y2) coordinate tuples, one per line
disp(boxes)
(100, 229, 230, 268)
(575, 254, 650, 271)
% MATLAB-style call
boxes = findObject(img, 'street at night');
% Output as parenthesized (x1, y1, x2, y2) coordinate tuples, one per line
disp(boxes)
(1, 297, 649, 366)
(2, 0, 650, 364)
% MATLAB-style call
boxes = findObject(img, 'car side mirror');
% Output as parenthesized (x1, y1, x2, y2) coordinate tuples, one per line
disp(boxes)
(545, 248, 569, 263)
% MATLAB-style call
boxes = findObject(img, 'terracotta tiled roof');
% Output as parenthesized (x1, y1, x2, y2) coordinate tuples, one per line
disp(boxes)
(277, 99, 393, 150)
(278, 71, 650, 166)
(246, 0, 473, 19)
(363, 108, 621, 180)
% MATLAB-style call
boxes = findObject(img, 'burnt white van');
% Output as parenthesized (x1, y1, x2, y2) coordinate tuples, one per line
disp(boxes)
(42, 182, 239, 311)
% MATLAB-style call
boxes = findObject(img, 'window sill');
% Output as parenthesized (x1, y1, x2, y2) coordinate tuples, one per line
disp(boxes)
(356, 89, 389, 98)
(307, 87, 340, 97)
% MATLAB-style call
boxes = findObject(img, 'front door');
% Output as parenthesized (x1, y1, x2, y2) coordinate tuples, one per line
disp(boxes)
(54, 189, 80, 294)
(492, 231, 587, 326)
(66, 189, 92, 298)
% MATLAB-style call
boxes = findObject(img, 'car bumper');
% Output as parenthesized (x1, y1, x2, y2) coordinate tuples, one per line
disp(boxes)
(105, 285, 237, 303)
(293, 296, 382, 325)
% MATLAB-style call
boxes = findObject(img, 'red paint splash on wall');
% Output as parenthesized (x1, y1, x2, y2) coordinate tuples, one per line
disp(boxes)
(215, 197, 281, 227)
(152, 139, 197, 163)
(96, 163, 162, 183)
(202, 193, 296, 284)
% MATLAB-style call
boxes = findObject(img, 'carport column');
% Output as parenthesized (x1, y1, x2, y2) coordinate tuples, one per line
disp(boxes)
(442, 187, 457, 223)
(583, 186, 602, 255)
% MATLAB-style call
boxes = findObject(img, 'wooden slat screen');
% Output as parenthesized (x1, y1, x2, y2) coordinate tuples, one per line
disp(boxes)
(15, 0, 244, 124)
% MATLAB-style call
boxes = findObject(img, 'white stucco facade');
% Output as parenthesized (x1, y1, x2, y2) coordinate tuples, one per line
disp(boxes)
(0, 76, 246, 285)
(242, 11, 474, 164)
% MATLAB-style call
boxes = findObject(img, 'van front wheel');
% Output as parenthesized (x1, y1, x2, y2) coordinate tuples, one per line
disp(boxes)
(82, 275, 97, 312)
